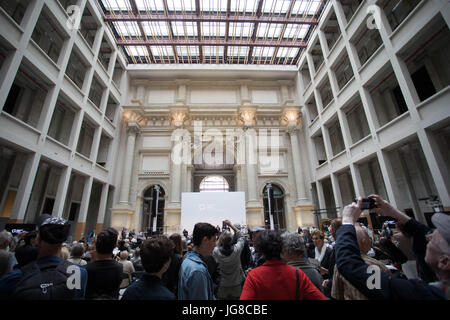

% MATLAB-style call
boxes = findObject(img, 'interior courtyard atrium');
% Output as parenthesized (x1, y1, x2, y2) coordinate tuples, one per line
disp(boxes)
(0, 0, 449, 240)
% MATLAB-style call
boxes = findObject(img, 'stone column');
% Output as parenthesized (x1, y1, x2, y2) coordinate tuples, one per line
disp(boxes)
(234, 164, 243, 192)
(283, 107, 307, 201)
(75, 176, 93, 241)
(170, 141, 182, 203)
(111, 111, 145, 231)
(95, 183, 110, 234)
(119, 123, 140, 204)
(239, 106, 258, 201)
(8, 153, 41, 223)
(169, 107, 189, 203)
(287, 127, 307, 200)
(186, 165, 193, 192)
(245, 129, 258, 201)
(52, 166, 72, 218)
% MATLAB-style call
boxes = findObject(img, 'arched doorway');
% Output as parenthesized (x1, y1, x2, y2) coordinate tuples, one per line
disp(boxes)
(263, 184, 286, 230)
(199, 175, 230, 192)
(142, 185, 165, 235)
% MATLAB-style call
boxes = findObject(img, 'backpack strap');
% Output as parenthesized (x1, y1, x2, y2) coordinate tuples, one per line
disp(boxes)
(296, 268, 299, 300)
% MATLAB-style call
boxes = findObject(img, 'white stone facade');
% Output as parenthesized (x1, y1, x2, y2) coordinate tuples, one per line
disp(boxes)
(0, 0, 449, 238)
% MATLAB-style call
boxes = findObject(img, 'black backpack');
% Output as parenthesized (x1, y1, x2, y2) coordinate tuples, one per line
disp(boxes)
(13, 259, 77, 300)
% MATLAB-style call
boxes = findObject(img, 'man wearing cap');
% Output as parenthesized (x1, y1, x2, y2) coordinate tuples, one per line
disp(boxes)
(8, 214, 87, 299)
(335, 195, 449, 299)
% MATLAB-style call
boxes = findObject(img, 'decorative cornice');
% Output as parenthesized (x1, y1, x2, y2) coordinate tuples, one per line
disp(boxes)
(139, 171, 171, 177)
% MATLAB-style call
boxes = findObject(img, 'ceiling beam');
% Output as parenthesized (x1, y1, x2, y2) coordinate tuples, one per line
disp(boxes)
(116, 38, 308, 48)
(195, 0, 203, 62)
(223, 0, 231, 61)
(128, 0, 154, 63)
(247, 0, 265, 62)
(103, 13, 319, 25)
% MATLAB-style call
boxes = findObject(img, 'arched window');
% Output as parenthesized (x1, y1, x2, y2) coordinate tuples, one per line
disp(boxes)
(142, 185, 165, 235)
(199, 175, 229, 192)
(263, 183, 286, 230)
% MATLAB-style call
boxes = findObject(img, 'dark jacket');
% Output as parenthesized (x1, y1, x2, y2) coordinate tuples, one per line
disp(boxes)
(249, 252, 265, 269)
(304, 234, 315, 258)
(287, 259, 323, 292)
(316, 246, 334, 280)
(85, 259, 123, 300)
(122, 274, 175, 300)
(7, 256, 87, 300)
(233, 234, 251, 272)
(335, 223, 445, 299)
(202, 254, 220, 296)
(162, 252, 182, 295)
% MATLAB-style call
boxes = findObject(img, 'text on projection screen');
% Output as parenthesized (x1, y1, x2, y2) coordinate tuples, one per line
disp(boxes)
(181, 192, 246, 234)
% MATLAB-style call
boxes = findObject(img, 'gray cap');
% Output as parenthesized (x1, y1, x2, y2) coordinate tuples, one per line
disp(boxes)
(251, 227, 265, 232)
(431, 213, 450, 245)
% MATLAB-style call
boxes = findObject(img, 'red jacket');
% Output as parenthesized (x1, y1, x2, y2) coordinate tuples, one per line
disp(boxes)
(240, 260, 327, 300)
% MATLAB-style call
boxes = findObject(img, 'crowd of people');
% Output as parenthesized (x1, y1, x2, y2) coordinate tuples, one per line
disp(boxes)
(0, 195, 448, 300)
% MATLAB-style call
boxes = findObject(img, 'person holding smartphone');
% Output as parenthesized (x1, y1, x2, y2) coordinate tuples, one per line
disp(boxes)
(335, 195, 449, 299)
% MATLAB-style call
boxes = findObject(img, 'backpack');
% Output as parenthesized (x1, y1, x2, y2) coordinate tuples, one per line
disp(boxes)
(13, 259, 76, 300)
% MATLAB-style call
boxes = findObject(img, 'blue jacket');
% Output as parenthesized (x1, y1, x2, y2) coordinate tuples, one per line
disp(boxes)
(335, 224, 445, 300)
(178, 250, 216, 300)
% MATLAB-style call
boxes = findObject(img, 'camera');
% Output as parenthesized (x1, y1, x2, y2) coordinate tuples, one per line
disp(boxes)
(355, 197, 377, 210)
(222, 221, 228, 230)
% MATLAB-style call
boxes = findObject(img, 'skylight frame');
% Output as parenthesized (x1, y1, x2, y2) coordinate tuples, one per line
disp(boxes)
(98, 0, 327, 65)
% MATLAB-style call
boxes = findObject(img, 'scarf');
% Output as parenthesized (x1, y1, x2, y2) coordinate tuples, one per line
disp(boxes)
(315, 244, 327, 264)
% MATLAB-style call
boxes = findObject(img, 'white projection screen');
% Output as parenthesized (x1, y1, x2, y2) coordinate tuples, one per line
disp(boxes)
(181, 192, 246, 234)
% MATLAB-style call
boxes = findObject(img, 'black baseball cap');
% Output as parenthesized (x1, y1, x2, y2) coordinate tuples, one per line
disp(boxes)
(37, 214, 70, 244)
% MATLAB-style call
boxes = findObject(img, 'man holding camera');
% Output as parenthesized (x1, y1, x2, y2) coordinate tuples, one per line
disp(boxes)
(335, 195, 448, 299)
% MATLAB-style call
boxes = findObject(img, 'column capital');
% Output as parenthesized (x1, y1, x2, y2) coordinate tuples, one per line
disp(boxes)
(238, 105, 257, 128)
(124, 110, 146, 132)
(170, 106, 189, 128)
(281, 106, 302, 132)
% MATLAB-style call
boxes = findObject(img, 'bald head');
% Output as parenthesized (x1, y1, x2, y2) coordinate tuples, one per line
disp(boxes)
(120, 250, 129, 260)
(355, 225, 371, 254)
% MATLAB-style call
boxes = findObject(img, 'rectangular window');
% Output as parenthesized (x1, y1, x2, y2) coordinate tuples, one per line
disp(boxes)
(31, 7, 66, 64)
(0, 0, 28, 25)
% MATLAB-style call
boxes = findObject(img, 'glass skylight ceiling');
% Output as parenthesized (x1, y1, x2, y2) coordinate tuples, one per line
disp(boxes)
(98, 0, 326, 65)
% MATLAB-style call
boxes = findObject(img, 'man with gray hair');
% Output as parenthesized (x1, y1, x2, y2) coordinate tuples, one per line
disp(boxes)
(336, 195, 449, 299)
(281, 231, 324, 292)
